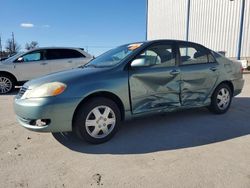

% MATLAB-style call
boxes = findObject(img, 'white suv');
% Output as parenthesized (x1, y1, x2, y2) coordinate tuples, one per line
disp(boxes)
(0, 47, 93, 94)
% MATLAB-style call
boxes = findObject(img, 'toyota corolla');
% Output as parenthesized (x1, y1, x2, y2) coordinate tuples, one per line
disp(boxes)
(14, 40, 244, 144)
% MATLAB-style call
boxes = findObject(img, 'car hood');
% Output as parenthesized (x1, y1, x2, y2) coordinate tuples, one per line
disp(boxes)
(0, 61, 10, 68)
(24, 67, 108, 89)
(0, 60, 7, 65)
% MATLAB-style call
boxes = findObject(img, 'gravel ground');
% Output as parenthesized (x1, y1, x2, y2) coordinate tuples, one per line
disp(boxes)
(0, 74, 250, 188)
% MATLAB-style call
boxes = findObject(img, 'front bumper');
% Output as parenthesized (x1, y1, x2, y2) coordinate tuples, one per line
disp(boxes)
(14, 96, 81, 132)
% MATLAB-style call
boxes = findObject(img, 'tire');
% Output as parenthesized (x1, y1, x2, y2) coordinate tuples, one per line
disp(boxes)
(0, 74, 15, 94)
(73, 97, 121, 144)
(208, 83, 232, 114)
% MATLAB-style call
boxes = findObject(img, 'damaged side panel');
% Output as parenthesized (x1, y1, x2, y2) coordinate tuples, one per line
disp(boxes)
(129, 67, 181, 114)
(179, 63, 219, 106)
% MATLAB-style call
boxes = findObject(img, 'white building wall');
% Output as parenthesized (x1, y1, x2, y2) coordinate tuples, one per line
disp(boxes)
(147, 0, 187, 40)
(147, 0, 250, 59)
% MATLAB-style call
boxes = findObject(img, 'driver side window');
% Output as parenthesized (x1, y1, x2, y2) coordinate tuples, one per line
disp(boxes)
(16, 51, 43, 62)
(131, 44, 175, 68)
(138, 50, 161, 66)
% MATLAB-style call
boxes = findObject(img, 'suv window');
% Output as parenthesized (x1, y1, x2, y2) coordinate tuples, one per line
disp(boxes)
(179, 44, 214, 65)
(46, 49, 85, 60)
(131, 44, 175, 67)
(19, 51, 43, 62)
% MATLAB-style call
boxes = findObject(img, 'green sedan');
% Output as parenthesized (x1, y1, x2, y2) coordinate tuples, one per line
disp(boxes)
(14, 40, 244, 144)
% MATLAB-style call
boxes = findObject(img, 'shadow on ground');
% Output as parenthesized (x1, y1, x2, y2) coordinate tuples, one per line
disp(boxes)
(1, 89, 19, 96)
(53, 97, 250, 154)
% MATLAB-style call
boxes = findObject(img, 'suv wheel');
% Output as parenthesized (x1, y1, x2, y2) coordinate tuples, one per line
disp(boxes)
(0, 74, 15, 94)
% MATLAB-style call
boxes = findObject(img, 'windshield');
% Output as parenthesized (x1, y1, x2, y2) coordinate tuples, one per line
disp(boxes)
(2, 52, 25, 62)
(85, 43, 144, 67)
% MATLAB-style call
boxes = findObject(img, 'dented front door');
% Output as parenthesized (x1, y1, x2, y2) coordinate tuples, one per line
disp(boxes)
(128, 43, 181, 114)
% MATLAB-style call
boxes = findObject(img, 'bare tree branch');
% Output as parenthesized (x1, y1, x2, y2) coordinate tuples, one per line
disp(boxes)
(5, 38, 21, 55)
(25, 41, 39, 50)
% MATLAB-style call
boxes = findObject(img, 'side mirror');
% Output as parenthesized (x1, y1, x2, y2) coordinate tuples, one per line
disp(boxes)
(131, 58, 146, 67)
(16, 57, 24, 62)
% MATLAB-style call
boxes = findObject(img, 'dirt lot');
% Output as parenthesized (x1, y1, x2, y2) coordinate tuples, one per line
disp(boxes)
(0, 74, 250, 188)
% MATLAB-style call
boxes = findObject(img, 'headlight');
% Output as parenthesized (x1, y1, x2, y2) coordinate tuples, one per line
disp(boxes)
(22, 82, 67, 99)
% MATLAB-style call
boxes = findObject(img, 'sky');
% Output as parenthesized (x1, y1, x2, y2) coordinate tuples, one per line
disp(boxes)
(0, 0, 147, 56)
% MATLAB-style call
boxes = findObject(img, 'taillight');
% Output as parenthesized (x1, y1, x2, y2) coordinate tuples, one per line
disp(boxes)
(241, 66, 244, 73)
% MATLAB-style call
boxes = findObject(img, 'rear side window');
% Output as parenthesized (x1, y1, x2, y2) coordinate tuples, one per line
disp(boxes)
(46, 49, 85, 60)
(179, 44, 214, 65)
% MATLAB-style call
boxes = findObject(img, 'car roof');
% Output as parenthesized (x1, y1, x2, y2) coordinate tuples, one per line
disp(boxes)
(142, 39, 205, 46)
(28, 47, 85, 51)
(121, 40, 210, 50)
(22, 47, 93, 58)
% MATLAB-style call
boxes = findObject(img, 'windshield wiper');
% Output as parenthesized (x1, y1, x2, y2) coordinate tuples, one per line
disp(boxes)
(83, 64, 98, 68)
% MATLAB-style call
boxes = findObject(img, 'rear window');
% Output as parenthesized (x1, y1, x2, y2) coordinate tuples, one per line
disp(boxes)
(46, 49, 85, 60)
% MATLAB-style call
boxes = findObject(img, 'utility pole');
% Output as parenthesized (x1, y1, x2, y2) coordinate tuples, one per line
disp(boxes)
(12, 32, 15, 54)
(0, 35, 2, 58)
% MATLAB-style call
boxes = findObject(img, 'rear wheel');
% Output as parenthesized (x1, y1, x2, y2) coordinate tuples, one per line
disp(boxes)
(0, 74, 15, 94)
(209, 83, 232, 114)
(73, 97, 121, 144)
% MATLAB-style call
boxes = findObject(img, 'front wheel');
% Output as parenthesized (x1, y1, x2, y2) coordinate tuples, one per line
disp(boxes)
(73, 97, 121, 144)
(0, 74, 15, 94)
(208, 83, 232, 114)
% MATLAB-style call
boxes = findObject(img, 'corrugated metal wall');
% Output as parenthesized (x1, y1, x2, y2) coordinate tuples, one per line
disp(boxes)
(147, 0, 250, 58)
(147, 0, 187, 40)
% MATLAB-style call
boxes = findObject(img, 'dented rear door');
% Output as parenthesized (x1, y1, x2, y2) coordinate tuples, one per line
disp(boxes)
(178, 43, 219, 106)
(128, 43, 181, 114)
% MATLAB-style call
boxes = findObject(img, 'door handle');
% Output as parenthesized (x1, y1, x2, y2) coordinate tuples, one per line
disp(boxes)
(68, 60, 72, 63)
(209, 66, 217, 71)
(170, 69, 180, 75)
(40, 62, 47, 65)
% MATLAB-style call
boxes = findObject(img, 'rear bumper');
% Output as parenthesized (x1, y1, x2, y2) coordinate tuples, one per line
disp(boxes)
(232, 78, 244, 96)
(14, 96, 81, 132)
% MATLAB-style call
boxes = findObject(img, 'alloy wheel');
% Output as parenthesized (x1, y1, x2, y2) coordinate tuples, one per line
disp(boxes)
(0, 77, 12, 94)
